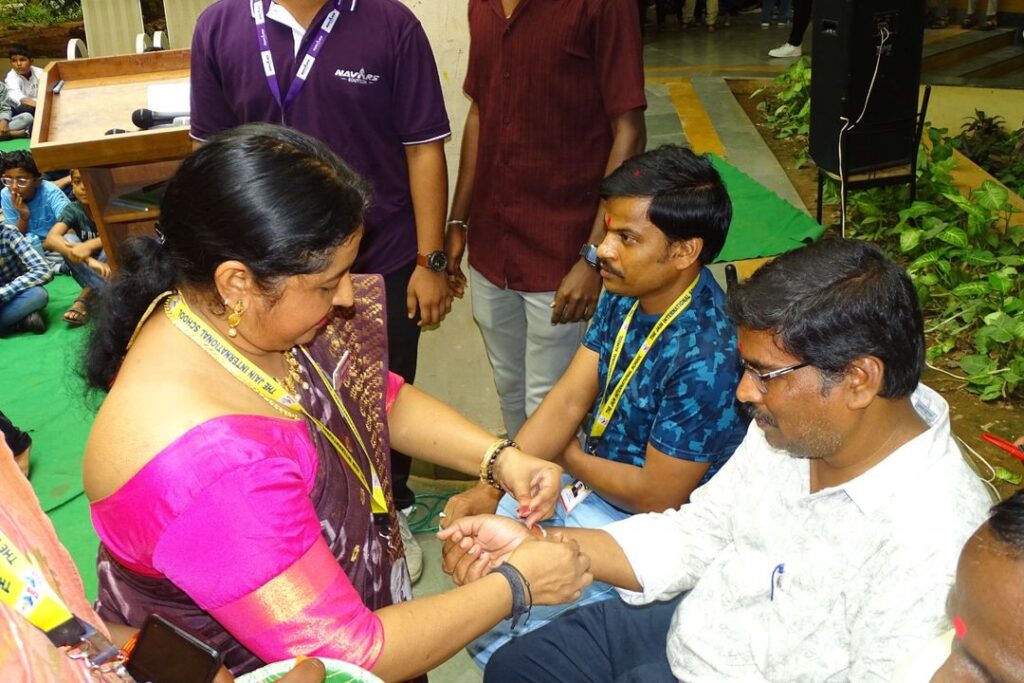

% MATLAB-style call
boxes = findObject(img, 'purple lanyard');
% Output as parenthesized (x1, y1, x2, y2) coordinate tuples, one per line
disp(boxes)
(252, 0, 344, 115)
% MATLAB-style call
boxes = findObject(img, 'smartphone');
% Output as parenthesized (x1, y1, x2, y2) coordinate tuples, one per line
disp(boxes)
(125, 614, 223, 683)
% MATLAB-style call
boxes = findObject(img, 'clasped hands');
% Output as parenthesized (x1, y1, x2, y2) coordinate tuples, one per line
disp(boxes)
(437, 514, 593, 607)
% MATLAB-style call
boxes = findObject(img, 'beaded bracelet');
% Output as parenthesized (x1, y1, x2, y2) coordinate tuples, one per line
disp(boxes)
(479, 438, 518, 490)
(491, 563, 533, 630)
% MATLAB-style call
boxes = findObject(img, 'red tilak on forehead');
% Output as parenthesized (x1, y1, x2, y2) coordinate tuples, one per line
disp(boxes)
(604, 214, 611, 226)
(953, 615, 967, 639)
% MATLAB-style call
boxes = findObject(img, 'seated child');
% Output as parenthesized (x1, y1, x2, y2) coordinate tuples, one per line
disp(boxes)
(0, 223, 52, 335)
(4, 44, 44, 116)
(0, 80, 32, 141)
(1, 150, 70, 272)
(43, 169, 109, 326)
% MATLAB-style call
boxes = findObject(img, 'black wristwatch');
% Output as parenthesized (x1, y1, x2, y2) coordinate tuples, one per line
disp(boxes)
(579, 243, 600, 269)
(416, 250, 448, 273)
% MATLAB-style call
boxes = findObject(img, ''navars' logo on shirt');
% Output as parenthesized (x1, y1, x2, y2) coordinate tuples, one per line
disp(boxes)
(335, 67, 380, 85)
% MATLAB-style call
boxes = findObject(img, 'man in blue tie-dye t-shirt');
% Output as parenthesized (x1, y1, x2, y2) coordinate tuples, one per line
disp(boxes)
(444, 145, 749, 667)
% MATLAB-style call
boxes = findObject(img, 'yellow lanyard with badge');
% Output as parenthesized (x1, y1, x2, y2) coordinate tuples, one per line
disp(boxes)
(0, 529, 134, 680)
(561, 275, 700, 515)
(163, 293, 389, 516)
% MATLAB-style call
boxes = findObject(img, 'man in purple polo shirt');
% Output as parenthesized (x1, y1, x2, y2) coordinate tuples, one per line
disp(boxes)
(190, 0, 452, 582)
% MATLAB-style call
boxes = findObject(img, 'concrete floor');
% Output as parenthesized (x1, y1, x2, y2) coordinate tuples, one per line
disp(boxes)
(403, 13, 1023, 681)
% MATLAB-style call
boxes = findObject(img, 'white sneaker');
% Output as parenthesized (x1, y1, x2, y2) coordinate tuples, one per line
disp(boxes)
(398, 506, 423, 584)
(768, 43, 802, 58)
(761, 21, 770, 28)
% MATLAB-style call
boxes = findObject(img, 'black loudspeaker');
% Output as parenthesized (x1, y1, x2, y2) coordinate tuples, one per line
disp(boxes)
(808, 0, 924, 176)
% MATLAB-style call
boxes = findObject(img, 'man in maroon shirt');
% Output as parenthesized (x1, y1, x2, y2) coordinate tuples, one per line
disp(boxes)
(445, 0, 647, 440)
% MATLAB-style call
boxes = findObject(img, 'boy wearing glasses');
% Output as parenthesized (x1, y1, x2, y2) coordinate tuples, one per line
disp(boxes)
(1, 151, 70, 272)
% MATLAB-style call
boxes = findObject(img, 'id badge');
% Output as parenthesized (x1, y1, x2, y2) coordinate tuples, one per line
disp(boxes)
(559, 479, 591, 516)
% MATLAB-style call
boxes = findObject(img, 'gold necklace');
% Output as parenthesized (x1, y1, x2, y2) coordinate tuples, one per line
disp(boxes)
(280, 349, 310, 395)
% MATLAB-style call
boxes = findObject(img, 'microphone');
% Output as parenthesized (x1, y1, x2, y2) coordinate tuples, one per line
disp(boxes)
(131, 108, 191, 130)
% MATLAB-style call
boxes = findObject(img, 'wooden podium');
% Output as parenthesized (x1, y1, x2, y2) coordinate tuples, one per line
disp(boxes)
(31, 50, 193, 269)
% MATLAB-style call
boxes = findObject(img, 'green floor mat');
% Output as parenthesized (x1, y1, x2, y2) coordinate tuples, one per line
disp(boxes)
(0, 138, 32, 153)
(4, 275, 99, 598)
(711, 155, 823, 263)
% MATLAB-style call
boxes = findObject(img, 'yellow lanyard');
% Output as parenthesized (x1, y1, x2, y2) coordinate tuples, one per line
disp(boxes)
(590, 275, 700, 442)
(0, 529, 75, 632)
(164, 294, 388, 515)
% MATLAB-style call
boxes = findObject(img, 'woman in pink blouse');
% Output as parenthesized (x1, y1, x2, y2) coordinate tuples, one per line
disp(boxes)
(82, 125, 592, 682)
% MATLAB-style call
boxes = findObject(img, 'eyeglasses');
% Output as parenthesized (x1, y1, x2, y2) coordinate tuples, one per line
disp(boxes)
(742, 360, 810, 394)
(1, 177, 34, 189)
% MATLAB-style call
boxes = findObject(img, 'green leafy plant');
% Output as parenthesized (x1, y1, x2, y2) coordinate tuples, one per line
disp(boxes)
(0, 0, 81, 26)
(835, 128, 1024, 400)
(755, 60, 1024, 401)
(953, 110, 1024, 197)
(752, 56, 812, 166)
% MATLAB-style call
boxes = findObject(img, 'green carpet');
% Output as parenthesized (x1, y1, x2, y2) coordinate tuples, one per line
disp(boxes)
(0, 138, 32, 153)
(711, 155, 823, 262)
(5, 275, 100, 599)
(4, 157, 820, 604)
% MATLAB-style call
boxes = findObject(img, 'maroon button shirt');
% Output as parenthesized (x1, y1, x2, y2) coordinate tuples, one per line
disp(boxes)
(464, 0, 646, 292)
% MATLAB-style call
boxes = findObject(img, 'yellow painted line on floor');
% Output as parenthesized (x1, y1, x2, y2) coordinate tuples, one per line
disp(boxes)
(667, 79, 726, 158)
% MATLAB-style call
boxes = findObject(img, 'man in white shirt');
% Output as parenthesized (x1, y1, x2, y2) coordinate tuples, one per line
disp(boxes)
(440, 238, 993, 683)
(5, 45, 44, 116)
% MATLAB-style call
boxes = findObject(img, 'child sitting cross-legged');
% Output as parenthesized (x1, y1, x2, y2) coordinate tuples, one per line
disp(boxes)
(42, 169, 109, 326)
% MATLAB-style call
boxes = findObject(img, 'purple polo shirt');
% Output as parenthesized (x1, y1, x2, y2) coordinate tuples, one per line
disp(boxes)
(191, 0, 451, 276)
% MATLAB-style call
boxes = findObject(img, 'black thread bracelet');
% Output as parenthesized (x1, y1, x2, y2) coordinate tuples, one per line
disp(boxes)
(491, 563, 533, 630)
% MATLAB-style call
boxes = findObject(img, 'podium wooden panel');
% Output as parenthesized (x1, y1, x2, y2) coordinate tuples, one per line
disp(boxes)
(31, 50, 193, 269)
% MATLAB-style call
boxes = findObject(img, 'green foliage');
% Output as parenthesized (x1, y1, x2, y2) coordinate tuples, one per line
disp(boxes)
(837, 130, 1024, 401)
(953, 110, 1024, 198)
(755, 60, 1024, 401)
(0, 0, 81, 27)
(752, 56, 812, 166)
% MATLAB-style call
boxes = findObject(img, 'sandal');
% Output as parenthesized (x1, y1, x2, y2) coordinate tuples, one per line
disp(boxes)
(63, 297, 89, 327)
(961, 15, 976, 28)
(980, 15, 998, 30)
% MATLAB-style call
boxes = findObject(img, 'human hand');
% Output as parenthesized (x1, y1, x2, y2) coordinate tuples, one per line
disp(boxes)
(438, 514, 531, 584)
(440, 483, 501, 530)
(67, 241, 93, 264)
(407, 265, 452, 327)
(12, 191, 29, 218)
(550, 260, 601, 324)
(505, 535, 592, 606)
(1015, 437, 1024, 449)
(444, 223, 468, 299)
(493, 447, 562, 526)
(88, 258, 111, 280)
(0, 120, 8, 134)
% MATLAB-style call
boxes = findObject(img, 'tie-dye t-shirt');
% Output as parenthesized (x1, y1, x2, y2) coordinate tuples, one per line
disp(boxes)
(582, 270, 748, 484)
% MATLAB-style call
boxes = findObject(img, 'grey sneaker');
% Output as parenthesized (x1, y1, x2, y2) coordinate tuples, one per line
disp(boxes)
(398, 506, 423, 584)
(768, 42, 802, 58)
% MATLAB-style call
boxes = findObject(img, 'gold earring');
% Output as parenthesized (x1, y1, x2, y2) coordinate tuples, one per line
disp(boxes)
(227, 300, 245, 338)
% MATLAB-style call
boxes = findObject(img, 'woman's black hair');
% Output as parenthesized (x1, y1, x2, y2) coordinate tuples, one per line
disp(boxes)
(84, 123, 370, 390)
(726, 238, 925, 399)
(599, 145, 732, 264)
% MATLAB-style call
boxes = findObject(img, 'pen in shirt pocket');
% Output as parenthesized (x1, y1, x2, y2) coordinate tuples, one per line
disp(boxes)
(770, 563, 785, 601)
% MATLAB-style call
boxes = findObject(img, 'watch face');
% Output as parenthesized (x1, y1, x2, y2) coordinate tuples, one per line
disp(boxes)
(580, 244, 599, 268)
(427, 251, 448, 272)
